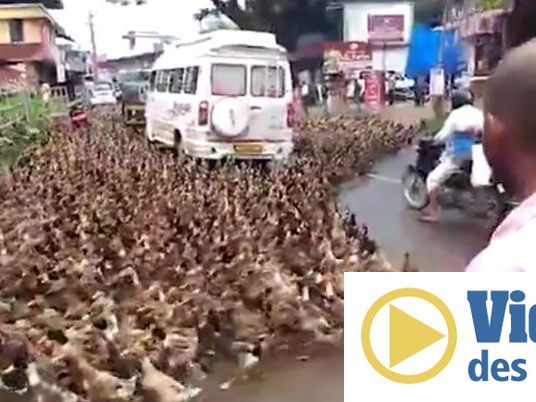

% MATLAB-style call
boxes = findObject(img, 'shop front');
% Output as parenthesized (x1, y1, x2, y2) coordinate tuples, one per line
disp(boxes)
(323, 41, 373, 113)
(459, 8, 505, 77)
(448, 6, 507, 97)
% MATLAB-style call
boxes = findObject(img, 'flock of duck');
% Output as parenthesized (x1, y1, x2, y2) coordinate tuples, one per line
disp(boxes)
(0, 112, 417, 401)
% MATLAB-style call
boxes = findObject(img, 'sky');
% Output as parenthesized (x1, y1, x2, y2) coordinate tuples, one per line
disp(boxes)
(51, 0, 214, 59)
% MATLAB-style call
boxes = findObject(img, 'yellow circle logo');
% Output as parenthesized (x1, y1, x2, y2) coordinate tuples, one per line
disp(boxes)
(361, 288, 457, 384)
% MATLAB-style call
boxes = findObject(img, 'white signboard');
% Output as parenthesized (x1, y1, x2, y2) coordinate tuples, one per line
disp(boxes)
(430, 67, 445, 96)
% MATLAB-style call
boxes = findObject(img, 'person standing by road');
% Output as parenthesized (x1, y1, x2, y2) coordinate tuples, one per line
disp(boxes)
(300, 81, 310, 116)
(467, 40, 536, 272)
(387, 73, 396, 106)
(414, 75, 427, 107)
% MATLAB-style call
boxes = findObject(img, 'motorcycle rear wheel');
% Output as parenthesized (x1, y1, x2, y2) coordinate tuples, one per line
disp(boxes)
(402, 170, 430, 210)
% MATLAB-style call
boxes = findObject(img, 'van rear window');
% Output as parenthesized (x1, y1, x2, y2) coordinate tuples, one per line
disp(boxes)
(211, 64, 246, 96)
(251, 66, 285, 98)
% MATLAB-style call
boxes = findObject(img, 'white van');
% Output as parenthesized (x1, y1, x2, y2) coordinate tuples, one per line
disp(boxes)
(145, 30, 295, 161)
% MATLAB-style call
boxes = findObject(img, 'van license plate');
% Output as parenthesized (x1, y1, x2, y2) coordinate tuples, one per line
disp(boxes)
(234, 143, 263, 154)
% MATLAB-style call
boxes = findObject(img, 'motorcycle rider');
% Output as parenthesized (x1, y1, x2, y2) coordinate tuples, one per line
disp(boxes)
(421, 90, 484, 222)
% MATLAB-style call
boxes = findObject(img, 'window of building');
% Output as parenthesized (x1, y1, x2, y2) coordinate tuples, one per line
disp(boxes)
(9, 19, 24, 43)
(474, 33, 503, 76)
(184, 66, 199, 94)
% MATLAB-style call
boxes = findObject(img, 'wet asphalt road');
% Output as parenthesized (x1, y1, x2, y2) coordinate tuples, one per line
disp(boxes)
(200, 149, 490, 402)
(0, 347, 344, 402)
(1, 148, 489, 402)
(338, 148, 489, 272)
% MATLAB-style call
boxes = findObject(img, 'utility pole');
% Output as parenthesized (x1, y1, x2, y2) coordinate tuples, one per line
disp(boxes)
(432, 0, 452, 118)
(89, 10, 99, 80)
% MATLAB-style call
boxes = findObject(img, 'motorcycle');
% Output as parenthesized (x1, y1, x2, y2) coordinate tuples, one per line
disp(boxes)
(402, 138, 513, 230)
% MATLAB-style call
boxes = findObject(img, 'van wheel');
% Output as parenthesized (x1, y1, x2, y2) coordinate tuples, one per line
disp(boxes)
(174, 130, 185, 162)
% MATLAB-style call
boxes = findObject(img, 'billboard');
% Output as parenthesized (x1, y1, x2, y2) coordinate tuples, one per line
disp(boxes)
(324, 41, 372, 73)
(367, 15, 405, 43)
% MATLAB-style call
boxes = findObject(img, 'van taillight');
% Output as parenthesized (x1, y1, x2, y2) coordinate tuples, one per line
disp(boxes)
(287, 102, 296, 128)
(198, 101, 209, 126)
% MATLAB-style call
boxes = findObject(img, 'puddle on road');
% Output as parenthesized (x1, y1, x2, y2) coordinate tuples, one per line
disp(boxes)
(202, 345, 343, 402)
(0, 345, 343, 402)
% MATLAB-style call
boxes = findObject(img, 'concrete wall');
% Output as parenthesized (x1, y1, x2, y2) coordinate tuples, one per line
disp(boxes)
(371, 46, 409, 73)
(342, 1, 414, 73)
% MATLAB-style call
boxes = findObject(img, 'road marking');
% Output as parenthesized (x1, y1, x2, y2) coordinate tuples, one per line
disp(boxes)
(367, 173, 402, 184)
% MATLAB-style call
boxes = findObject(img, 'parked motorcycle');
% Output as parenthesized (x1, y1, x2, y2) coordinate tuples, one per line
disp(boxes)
(402, 138, 513, 231)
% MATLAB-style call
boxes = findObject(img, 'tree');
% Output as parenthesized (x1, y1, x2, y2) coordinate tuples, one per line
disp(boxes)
(209, 0, 336, 51)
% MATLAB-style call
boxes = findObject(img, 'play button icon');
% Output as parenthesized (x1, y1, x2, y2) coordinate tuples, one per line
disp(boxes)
(390, 305, 445, 367)
(361, 288, 457, 384)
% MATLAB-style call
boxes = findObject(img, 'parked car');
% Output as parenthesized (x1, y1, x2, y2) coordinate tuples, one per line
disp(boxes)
(386, 71, 415, 91)
(89, 81, 117, 107)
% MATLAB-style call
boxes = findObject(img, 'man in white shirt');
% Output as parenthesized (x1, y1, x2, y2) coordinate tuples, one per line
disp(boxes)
(421, 90, 484, 222)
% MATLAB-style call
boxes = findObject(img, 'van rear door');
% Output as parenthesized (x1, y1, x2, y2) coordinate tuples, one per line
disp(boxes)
(209, 60, 290, 142)
(209, 63, 250, 138)
(247, 62, 289, 141)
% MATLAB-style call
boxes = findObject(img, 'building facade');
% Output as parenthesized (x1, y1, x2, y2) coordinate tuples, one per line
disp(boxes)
(338, 0, 415, 73)
(98, 50, 161, 79)
(0, 3, 66, 87)
(443, 0, 515, 96)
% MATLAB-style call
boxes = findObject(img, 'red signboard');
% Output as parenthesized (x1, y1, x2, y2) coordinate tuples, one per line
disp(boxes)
(363, 71, 385, 112)
(324, 41, 372, 73)
(367, 15, 405, 43)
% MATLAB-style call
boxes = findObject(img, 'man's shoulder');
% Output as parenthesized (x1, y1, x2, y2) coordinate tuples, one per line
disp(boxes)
(467, 222, 536, 272)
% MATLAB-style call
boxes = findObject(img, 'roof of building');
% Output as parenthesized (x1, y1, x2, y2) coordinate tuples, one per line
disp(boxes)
(0, 0, 63, 9)
(103, 50, 162, 63)
(0, 3, 68, 37)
